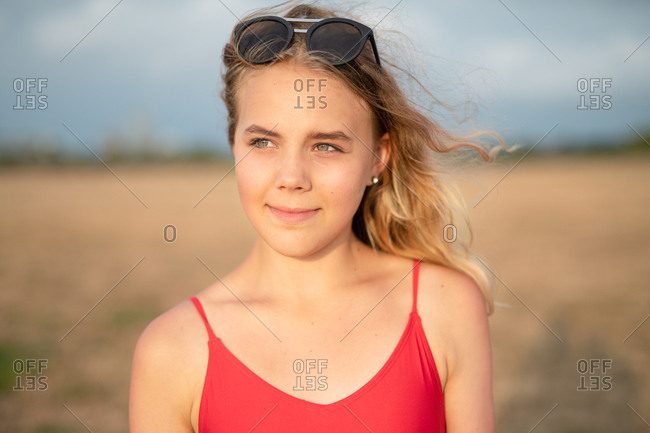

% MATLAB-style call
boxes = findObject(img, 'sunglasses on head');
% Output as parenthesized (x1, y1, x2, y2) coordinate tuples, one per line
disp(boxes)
(233, 15, 381, 67)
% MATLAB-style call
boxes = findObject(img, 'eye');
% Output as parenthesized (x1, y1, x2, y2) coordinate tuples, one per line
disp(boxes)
(250, 138, 274, 148)
(314, 143, 340, 153)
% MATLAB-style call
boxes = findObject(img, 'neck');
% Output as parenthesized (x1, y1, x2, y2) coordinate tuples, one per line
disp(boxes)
(237, 232, 377, 308)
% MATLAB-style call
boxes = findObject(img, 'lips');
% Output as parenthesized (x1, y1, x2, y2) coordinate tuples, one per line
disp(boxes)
(267, 205, 320, 223)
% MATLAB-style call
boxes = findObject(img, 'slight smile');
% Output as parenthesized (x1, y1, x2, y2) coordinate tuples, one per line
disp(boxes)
(267, 205, 321, 223)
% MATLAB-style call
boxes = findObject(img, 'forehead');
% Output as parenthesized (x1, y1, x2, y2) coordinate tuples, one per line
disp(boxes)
(236, 62, 372, 136)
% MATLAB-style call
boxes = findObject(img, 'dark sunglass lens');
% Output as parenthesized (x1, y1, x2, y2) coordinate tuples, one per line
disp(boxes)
(237, 20, 290, 63)
(310, 22, 365, 64)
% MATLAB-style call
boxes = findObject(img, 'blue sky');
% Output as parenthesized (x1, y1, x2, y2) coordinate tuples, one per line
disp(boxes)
(1, 0, 649, 157)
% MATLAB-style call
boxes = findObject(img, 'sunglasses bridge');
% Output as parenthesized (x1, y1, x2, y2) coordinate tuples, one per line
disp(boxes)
(284, 17, 324, 33)
(236, 16, 381, 67)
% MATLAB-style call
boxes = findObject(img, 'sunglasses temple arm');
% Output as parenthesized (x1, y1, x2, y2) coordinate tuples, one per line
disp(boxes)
(368, 34, 381, 67)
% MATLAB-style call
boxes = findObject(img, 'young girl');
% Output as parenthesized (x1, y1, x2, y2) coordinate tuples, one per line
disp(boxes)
(130, 3, 496, 432)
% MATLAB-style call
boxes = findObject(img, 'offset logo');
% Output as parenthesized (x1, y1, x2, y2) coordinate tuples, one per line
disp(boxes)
(13, 359, 48, 391)
(577, 78, 612, 110)
(293, 358, 328, 391)
(577, 358, 612, 391)
(13, 78, 48, 110)
(294, 78, 328, 110)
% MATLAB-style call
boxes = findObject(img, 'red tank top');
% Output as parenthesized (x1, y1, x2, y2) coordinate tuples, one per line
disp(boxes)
(190, 260, 446, 432)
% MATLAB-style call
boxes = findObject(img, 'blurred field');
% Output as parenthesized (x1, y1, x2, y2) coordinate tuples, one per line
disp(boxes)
(1, 155, 649, 432)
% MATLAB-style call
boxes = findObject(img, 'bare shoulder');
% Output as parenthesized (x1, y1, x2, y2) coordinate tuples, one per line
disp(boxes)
(134, 299, 207, 362)
(132, 298, 210, 390)
(130, 299, 209, 432)
(415, 262, 491, 389)
(417, 262, 488, 321)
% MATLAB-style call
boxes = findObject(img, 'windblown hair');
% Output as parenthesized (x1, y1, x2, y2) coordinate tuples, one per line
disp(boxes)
(221, 1, 503, 314)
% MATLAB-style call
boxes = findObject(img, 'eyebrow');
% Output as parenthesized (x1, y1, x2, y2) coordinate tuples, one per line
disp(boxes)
(311, 130, 353, 143)
(244, 124, 353, 143)
(244, 124, 281, 138)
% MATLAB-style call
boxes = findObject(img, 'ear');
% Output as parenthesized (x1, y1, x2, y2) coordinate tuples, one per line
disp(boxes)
(372, 132, 391, 178)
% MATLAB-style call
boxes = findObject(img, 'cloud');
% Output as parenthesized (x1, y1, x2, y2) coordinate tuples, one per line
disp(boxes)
(1, 0, 648, 149)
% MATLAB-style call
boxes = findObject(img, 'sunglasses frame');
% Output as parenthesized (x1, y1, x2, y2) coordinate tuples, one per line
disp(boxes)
(234, 15, 382, 67)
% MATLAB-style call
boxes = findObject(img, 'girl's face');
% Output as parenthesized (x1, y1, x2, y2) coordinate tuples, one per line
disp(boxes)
(232, 62, 389, 259)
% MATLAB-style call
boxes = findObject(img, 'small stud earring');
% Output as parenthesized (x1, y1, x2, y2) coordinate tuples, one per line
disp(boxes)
(372, 176, 379, 184)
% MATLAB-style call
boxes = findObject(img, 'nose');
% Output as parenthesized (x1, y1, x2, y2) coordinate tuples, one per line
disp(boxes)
(274, 148, 311, 191)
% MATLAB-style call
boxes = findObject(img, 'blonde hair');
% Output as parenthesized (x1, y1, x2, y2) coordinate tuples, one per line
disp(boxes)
(221, 1, 503, 314)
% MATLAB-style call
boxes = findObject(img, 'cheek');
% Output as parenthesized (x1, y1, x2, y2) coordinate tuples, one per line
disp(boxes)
(317, 163, 368, 209)
(234, 158, 267, 210)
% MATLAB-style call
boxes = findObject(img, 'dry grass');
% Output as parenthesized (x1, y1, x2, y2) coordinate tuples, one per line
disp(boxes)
(0, 155, 648, 432)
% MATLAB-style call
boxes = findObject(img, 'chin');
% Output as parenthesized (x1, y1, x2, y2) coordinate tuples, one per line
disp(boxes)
(259, 227, 350, 260)
(263, 234, 330, 259)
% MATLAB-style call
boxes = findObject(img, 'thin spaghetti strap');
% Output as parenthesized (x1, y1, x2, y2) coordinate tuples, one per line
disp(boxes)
(411, 259, 420, 314)
(190, 296, 218, 341)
